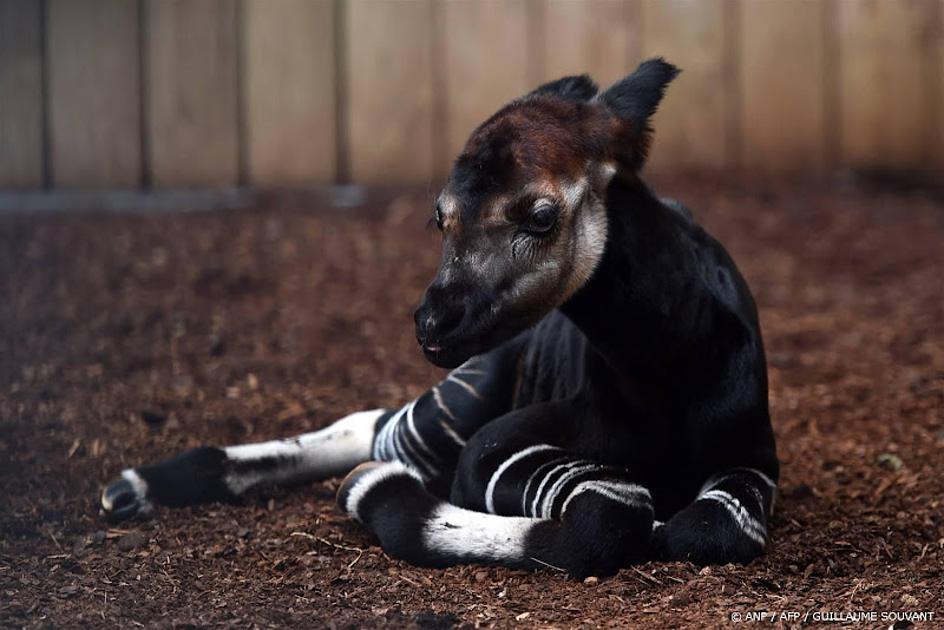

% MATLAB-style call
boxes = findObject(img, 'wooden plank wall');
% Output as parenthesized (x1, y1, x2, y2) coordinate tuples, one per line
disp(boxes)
(346, 0, 434, 184)
(741, 1, 828, 173)
(243, 0, 336, 185)
(640, 0, 729, 171)
(1, 0, 942, 191)
(0, 0, 43, 189)
(146, 0, 240, 188)
(47, 0, 141, 188)
(837, 0, 941, 170)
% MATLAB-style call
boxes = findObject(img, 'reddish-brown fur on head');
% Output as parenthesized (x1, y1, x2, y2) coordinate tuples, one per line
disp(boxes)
(416, 59, 680, 368)
(463, 98, 610, 182)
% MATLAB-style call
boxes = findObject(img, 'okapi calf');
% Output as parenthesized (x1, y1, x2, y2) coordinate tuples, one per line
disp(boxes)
(101, 59, 778, 578)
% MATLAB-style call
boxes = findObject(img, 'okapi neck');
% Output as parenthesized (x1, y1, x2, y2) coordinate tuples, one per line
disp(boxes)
(561, 179, 701, 380)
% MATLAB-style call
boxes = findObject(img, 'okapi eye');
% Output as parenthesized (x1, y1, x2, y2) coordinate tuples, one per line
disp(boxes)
(525, 204, 559, 234)
(434, 202, 445, 231)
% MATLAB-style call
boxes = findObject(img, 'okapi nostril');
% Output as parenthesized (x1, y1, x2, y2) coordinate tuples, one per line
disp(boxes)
(432, 308, 465, 338)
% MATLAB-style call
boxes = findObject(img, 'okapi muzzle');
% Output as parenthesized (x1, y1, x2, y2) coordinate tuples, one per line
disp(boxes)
(415, 213, 577, 369)
(414, 264, 499, 369)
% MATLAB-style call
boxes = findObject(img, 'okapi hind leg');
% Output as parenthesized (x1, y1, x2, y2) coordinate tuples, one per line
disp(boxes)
(100, 336, 528, 522)
(336, 460, 653, 579)
(100, 409, 383, 522)
(338, 404, 656, 579)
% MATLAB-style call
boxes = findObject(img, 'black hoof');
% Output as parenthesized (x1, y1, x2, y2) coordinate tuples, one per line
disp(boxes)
(101, 475, 151, 523)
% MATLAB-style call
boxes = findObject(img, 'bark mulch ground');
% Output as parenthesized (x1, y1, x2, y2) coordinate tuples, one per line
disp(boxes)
(1, 178, 942, 628)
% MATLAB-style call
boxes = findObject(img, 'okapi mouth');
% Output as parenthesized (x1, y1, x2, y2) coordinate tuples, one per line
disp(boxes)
(422, 343, 464, 369)
(418, 310, 515, 370)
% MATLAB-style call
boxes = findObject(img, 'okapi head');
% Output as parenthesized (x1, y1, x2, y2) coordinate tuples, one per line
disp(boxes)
(415, 58, 680, 368)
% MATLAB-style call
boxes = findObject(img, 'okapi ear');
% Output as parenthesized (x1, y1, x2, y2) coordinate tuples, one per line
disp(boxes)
(598, 58, 680, 172)
(527, 74, 599, 103)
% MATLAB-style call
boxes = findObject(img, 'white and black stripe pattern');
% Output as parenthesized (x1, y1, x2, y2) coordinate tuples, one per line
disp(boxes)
(338, 461, 541, 568)
(698, 489, 766, 546)
(430, 385, 467, 448)
(481, 444, 652, 521)
(559, 479, 652, 517)
(222, 409, 383, 493)
(101, 353, 513, 522)
(698, 467, 778, 516)
(442, 360, 487, 400)
(694, 467, 776, 548)
(100, 409, 384, 522)
(373, 402, 440, 479)
(370, 360, 496, 480)
(372, 392, 471, 480)
(484, 444, 563, 514)
(341, 461, 427, 523)
(529, 459, 600, 519)
(337, 460, 654, 577)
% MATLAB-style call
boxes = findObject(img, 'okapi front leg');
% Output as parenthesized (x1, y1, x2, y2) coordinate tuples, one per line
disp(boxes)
(100, 409, 383, 522)
(650, 467, 778, 564)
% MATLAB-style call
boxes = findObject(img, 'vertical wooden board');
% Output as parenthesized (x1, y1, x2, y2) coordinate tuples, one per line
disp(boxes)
(146, 0, 239, 187)
(443, 0, 530, 160)
(639, 0, 726, 172)
(346, 0, 434, 184)
(740, 0, 826, 173)
(48, 0, 140, 189)
(837, 0, 937, 169)
(0, 0, 42, 190)
(930, 0, 944, 170)
(939, 0, 944, 169)
(544, 0, 639, 88)
(244, 0, 335, 185)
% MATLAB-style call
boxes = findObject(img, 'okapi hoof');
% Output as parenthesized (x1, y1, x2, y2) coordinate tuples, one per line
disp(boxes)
(336, 461, 387, 518)
(100, 471, 151, 523)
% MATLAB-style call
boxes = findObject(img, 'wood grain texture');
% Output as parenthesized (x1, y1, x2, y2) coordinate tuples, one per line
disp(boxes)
(837, 0, 938, 169)
(939, 0, 944, 169)
(442, 0, 531, 160)
(639, 0, 726, 172)
(346, 0, 433, 184)
(740, 0, 827, 173)
(0, 0, 43, 190)
(47, 0, 141, 189)
(146, 0, 239, 187)
(543, 0, 639, 88)
(243, 0, 335, 185)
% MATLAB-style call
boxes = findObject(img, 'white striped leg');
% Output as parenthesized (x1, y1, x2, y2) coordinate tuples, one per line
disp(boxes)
(338, 461, 537, 567)
(221, 409, 384, 491)
(370, 359, 508, 485)
(372, 400, 457, 481)
(336, 460, 654, 578)
(653, 467, 778, 564)
(481, 443, 651, 520)
(101, 410, 384, 522)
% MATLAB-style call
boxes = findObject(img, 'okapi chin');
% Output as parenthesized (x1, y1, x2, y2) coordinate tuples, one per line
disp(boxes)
(101, 58, 779, 578)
